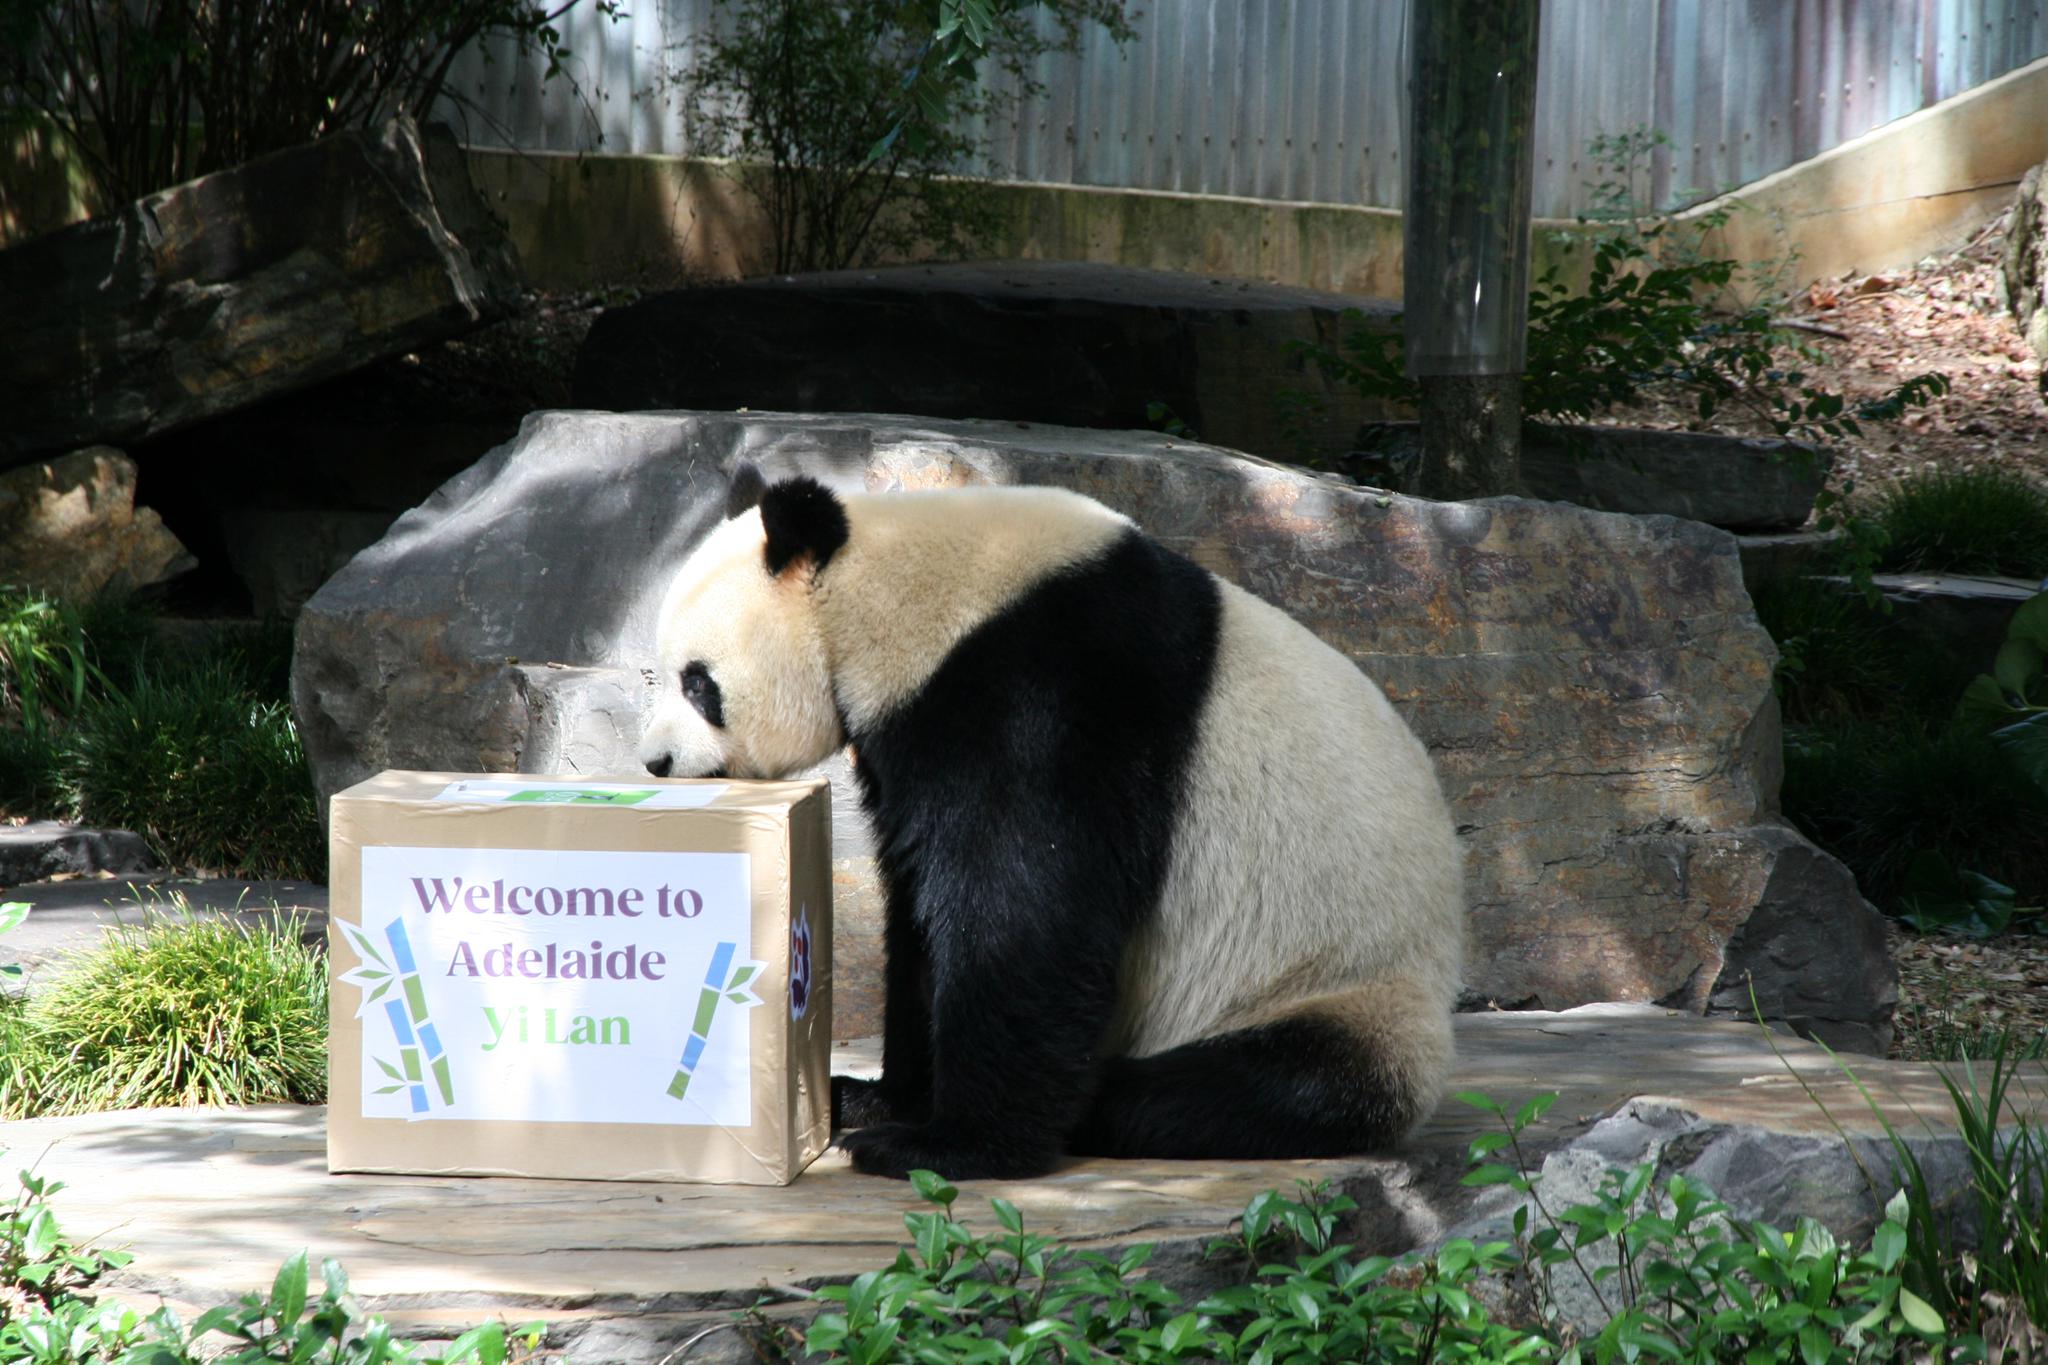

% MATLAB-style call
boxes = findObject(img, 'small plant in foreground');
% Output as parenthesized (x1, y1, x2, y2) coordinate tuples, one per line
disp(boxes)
(0, 1155, 542, 1363)
(1871, 468, 2048, 579)
(3, 905, 327, 1119)
(1767, 1026, 2048, 1346)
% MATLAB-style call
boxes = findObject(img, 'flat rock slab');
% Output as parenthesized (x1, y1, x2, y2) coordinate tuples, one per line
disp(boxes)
(572, 260, 1399, 462)
(1348, 422, 1831, 532)
(0, 822, 157, 887)
(13, 1006, 2035, 1364)
(0, 875, 327, 983)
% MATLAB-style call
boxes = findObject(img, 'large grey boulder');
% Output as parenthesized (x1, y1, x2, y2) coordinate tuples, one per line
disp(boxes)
(571, 261, 1398, 464)
(0, 118, 521, 464)
(294, 411, 1896, 1050)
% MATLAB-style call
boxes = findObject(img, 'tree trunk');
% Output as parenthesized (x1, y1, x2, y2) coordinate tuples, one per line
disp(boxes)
(1403, 0, 1542, 499)
(1417, 374, 1523, 502)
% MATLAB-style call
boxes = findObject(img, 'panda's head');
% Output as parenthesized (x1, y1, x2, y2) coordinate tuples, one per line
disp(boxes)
(638, 466, 850, 780)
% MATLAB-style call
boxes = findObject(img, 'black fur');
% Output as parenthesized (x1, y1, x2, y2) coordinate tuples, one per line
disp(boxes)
(1065, 1015, 1413, 1159)
(760, 477, 850, 575)
(725, 462, 768, 519)
(835, 528, 1222, 1180)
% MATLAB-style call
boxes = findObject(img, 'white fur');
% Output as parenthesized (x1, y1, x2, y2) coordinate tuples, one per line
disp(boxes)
(1107, 579, 1464, 1132)
(815, 486, 1129, 732)
(638, 509, 842, 780)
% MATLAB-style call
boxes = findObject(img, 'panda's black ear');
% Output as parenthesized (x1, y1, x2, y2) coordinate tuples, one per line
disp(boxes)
(725, 462, 768, 520)
(759, 477, 849, 576)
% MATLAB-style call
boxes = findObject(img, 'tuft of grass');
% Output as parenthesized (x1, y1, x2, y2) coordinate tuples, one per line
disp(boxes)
(3, 905, 327, 1118)
(64, 660, 323, 880)
(1782, 717, 2048, 911)
(0, 724, 71, 816)
(1871, 466, 2048, 579)
(0, 587, 323, 879)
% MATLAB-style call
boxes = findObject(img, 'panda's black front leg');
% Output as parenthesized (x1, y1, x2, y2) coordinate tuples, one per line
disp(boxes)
(838, 850, 1126, 1180)
(833, 885, 933, 1129)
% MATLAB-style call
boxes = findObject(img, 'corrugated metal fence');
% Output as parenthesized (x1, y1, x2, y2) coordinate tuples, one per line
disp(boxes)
(440, 0, 2048, 218)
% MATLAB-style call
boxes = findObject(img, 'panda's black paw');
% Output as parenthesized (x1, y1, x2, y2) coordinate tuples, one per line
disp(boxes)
(837, 1121, 1055, 1181)
(831, 1076, 925, 1130)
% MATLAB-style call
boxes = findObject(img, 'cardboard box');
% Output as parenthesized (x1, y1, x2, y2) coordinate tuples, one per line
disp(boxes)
(326, 772, 832, 1185)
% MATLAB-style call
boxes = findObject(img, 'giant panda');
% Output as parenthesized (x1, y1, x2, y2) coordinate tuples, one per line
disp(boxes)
(638, 465, 1465, 1180)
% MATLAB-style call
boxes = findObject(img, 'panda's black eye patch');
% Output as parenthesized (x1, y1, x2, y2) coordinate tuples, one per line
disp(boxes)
(681, 661, 725, 728)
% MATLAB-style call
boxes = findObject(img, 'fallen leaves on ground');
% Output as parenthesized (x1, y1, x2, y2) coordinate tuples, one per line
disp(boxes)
(1891, 923, 2048, 1058)
(1602, 210, 2047, 498)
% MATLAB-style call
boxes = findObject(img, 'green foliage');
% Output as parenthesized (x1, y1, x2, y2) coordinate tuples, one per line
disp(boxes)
(0, 589, 322, 881)
(1748, 575, 1899, 726)
(1869, 468, 2048, 579)
(684, 0, 1129, 274)
(797, 1169, 1541, 1365)
(64, 661, 323, 880)
(0, 0, 621, 207)
(2, 906, 328, 1118)
(0, 1156, 544, 1363)
(1780, 716, 2048, 921)
(1765, 587, 2048, 931)
(0, 901, 27, 986)
(1294, 129, 1948, 458)
(1957, 592, 2048, 788)
(787, 1091, 1994, 1365)
(0, 593, 96, 747)
(1455, 1090, 1949, 1365)
(1778, 1031, 2048, 1340)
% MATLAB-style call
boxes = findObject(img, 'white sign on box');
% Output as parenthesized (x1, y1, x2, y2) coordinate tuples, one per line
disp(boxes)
(341, 846, 758, 1127)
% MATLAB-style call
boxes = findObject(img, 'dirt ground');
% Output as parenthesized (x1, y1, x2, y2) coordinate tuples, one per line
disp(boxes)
(1601, 209, 2047, 498)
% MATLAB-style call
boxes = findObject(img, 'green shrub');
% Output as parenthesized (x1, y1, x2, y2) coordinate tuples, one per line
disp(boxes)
(0, 724, 69, 817)
(64, 661, 322, 879)
(4, 908, 327, 1118)
(1781, 717, 2048, 913)
(1750, 574, 1902, 724)
(1871, 467, 2048, 579)
(0, 588, 322, 876)
(2, 0, 618, 208)
(0, 589, 94, 742)
(685, 0, 1130, 274)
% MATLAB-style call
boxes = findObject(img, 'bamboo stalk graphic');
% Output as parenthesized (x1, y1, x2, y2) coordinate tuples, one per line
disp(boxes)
(380, 920, 454, 1112)
(667, 941, 762, 1101)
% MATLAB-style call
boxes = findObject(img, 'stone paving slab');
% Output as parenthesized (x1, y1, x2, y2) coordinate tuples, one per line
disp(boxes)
(0, 875, 328, 982)
(11, 1006, 2044, 1363)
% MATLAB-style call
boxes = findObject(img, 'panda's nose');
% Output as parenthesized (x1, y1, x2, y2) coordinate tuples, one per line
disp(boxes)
(646, 754, 673, 777)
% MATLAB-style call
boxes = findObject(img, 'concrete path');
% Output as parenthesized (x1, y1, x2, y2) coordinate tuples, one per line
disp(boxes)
(10, 1005, 2040, 1364)
(0, 874, 327, 982)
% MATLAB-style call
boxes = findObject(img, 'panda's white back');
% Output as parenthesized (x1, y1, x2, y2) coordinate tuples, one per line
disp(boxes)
(1109, 576, 1465, 1063)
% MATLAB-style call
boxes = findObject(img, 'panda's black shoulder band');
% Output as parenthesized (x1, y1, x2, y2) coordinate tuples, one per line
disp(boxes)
(760, 476, 850, 575)
(725, 462, 769, 519)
